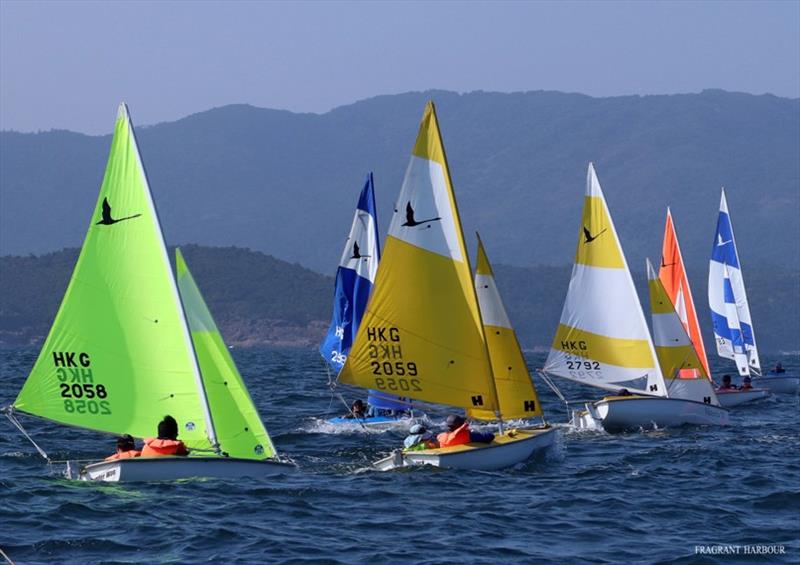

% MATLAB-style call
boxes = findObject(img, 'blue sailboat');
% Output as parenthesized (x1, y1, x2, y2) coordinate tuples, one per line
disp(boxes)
(321, 173, 413, 424)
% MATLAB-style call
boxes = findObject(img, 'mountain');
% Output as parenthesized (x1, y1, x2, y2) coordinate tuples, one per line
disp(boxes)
(2, 246, 797, 354)
(1, 90, 798, 275)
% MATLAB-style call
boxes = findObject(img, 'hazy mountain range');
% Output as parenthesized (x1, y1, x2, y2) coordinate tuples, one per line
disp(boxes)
(1, 89, 798, 276)
(2, 246, 796, 355)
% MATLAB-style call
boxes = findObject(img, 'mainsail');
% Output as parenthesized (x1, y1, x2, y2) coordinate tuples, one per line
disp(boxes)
(338, 102, 499, 414)
(176, 249, 276, 459)
(544, 164, 666, 396)
(659, 208, 709, 378)
(722, 263, 750, 376)
(469, 236, 543, 420)
(13, 104, 215, 451)
(709, 188, 760, 372)
(647, 259, 720, 405)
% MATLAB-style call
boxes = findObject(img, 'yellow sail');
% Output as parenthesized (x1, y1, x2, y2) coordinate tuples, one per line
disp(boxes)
(338, 102, 497, 413)
(468, 236, 543, 420)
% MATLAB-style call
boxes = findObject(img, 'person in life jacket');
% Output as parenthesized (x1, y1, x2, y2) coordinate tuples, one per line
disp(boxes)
(437, 414, 495, 448)
(403, 423, 439, 451)
(141, 415, 189, 457)
(105, 434, 141, 461)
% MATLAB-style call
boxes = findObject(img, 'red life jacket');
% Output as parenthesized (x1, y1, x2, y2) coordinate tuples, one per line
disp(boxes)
(104, 449, 141, 461)
(437, 423, 471, 447)
(141, 438, 189, 457)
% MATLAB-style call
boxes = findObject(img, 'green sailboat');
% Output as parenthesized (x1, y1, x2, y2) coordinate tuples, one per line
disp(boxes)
(4, 104, 292, 481)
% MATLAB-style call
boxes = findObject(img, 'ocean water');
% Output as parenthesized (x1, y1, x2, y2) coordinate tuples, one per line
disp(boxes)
(1, 348, 798, 564)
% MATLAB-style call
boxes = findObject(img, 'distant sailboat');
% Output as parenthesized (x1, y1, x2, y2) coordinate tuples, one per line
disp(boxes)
(339, 102, 555, 470)
(320, 173, 412, 426)
(542, 164, 728, 431)
(2, 104, 293, 481)
(709, 189, 796, 394)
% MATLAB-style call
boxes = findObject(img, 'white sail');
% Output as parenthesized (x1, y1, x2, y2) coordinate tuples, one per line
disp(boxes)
(722, 263, 751, 376)
(544, 164, 666, 396)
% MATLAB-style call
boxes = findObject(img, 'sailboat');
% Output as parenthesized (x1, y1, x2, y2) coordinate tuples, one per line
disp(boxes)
(338, 102, 555, 470)
(2, 104, 293, 481)
(542, 164, 728, 431)
(659, 209, 767, 408)
(709, 189, 795, 394)
(320, 173, 413, 426)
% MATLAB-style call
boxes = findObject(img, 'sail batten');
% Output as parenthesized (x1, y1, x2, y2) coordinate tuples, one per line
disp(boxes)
(339, 102, 497, 412)
(545, 163, 666, 396)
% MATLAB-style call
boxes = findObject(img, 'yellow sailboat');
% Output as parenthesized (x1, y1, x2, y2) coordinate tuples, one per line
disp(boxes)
(338, 102, 555, 470)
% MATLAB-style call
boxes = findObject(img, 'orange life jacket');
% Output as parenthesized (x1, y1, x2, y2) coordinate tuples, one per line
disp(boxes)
(437, 423, 471, 447)
(104, 449, 141, 461)
(141, 438, 189, 457)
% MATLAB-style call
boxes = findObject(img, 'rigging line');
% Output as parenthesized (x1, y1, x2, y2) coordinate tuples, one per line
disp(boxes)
(536, 370, 572, 423)
(335, 392, 369, 432)
(3, 407, 49, 461)
(0, 546, 15, 565)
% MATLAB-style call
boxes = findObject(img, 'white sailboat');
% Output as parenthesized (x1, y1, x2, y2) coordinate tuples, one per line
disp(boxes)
(339, 102, 556, 470)
(709, 189, 796, 394)
(3, 104, 294, 481)
(542, 164, 729, 431)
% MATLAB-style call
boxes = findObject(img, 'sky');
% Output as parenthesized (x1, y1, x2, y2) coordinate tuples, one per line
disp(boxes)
(1, 0, 798, 134)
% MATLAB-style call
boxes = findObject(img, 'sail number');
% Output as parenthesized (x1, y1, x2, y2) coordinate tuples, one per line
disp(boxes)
(366, 326, 423, 393)
(565, 360, 600, 370)
(53, 351, 112, 415)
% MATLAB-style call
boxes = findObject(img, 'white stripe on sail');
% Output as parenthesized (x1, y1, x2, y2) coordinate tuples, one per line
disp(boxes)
(475, 274, 512, 329)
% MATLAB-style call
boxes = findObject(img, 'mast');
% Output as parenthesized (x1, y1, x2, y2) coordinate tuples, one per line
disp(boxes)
(124, 103, 219, 451)
(426, 102, 502, 424)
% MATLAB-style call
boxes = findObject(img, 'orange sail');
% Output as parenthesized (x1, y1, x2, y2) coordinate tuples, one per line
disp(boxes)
(658, 208, 710, 378)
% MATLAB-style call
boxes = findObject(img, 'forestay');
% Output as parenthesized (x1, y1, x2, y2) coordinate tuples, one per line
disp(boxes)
(647, 259, 720, 405)
(709, 189, 760, 373)
(13, 104, 215, 451)
(469, 236, 542, 420)
(176, 249, 276, 459)
(339, 102, 499, 413)
(544, 164, 666, 396)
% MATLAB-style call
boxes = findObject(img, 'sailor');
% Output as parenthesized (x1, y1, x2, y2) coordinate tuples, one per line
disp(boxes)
(141, 415, 189, 457)
(773, 362, 786, 374)
(403, 423, 438, 451)
(343, 399, 368, 419)
(105, 434, 141, 461)
(719, 374, 737, 390)
(740, 376, 753, 390)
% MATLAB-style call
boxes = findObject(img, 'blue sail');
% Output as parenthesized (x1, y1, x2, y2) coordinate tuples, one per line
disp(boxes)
(708, 188, 760, 373)
(320, 174, 408, 411)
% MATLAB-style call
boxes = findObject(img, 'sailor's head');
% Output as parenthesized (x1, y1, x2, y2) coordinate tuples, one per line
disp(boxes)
(352, 400, 365, 411)
(722, 374, 732, 384)
(158, 415, 179, 440)
(445, 414, 465, 431)
(117, 434, 136, 452)
(743, 376, 752, 384)
(409, 423, 427, 435)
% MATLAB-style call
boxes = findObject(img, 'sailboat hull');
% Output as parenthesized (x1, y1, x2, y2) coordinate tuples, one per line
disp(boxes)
(71, 456, 296, 482)
(573, 396, 729, 432)
(755, 375, 798, 394)
(715, 388, 770, 407)
(373, 427, 557, 471)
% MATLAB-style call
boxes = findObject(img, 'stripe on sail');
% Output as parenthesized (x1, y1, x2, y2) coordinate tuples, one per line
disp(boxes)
(659, 208, 709, 377)
(469, 236, 543, 420)
(721, 264, 750, 376)
(13, 104, 214, 450)
(647, 258, 721, 405)
(545, 163, 666, 396)
(338, 102, 498, 412)
(176, 249, 276, 459)
(708, 189, 760, 371)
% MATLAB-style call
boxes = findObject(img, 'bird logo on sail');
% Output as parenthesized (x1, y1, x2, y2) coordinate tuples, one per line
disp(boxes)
(401, 202, 441, 228)
(583, 226, 607, 244)
(716, 234, 732, 247)
(350, 242, 371, 260)
(95, 197, 141, 226)
(660, 255, 676, 268)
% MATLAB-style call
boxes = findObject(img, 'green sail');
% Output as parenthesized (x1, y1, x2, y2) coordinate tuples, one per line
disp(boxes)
(175, 248, 276, 459)
(14, 104, 214, 451)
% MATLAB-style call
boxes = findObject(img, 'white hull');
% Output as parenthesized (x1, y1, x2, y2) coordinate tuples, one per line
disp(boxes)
(715, 388, 770, 408)
(68, 456, 296, 482)
(572, 396, 729, 432)
(755, 375, 798, 394)
(373, 427, 557, 471)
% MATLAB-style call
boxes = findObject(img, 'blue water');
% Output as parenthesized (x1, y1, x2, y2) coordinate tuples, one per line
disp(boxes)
(1, 348, 798, 564)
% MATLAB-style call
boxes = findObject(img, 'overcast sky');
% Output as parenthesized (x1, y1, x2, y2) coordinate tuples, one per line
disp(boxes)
(1, 0, 798, 134)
